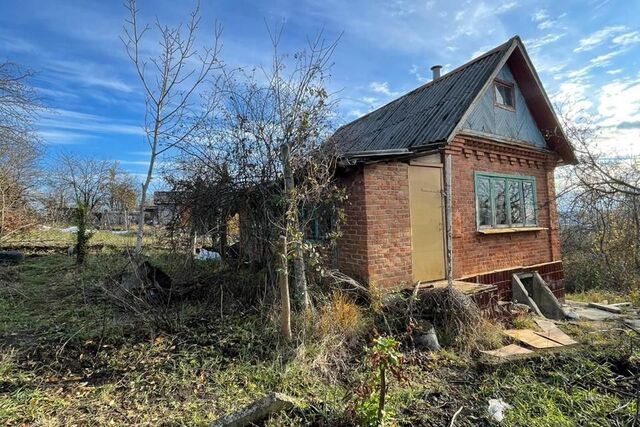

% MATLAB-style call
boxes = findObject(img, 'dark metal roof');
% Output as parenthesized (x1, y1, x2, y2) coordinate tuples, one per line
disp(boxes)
(333, 39, 514, 156)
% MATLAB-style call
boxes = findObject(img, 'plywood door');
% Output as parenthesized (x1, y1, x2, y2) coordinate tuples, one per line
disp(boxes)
(409, 165, 445, 282)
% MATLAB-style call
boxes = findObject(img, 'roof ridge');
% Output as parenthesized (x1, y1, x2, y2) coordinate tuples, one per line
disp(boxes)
(335, 36, 518, 132)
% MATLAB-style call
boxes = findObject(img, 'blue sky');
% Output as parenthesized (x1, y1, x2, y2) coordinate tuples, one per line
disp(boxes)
(1, 0, 639, 182)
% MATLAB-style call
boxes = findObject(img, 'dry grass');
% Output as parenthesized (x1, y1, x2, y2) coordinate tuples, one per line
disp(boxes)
(317, 291, 365, 338)
(511, 313, 537, 330)
(291, 292, 371, 382)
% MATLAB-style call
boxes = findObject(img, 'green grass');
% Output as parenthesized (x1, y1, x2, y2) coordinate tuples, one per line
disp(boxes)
(1, 227, 161, 250)
(1, 253, 639, 425)
(566, 289, 640, 306)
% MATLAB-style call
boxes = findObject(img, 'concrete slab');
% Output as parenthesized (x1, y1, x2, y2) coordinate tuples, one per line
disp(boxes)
(589, 302, 622, 314)
(209, 393, 300, 427)
(570, 306, 621, 321)
(624, 319, 640, 333)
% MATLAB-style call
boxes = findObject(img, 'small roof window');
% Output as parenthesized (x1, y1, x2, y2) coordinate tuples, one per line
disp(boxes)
(494, 80, 515, 110)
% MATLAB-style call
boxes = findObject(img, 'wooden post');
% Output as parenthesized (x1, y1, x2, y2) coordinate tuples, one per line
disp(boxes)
(278, 234, 292, 340)
(444, 153, 454, 290)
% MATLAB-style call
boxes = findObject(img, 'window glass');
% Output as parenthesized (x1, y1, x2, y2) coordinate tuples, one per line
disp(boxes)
(303, 205, 335, 241)
(475, 173, 537, 229)
(495, 83, 514, 108)
(477, 177, 491, 227)
(508, 180, 523, 225)
(492, 179, 507, 226)
(523, 181, 536, 225)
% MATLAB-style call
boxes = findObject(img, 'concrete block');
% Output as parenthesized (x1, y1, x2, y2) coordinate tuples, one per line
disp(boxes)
(210, 393, 300, 427)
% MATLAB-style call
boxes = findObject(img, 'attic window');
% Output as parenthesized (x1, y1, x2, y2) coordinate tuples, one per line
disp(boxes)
(494, 80, 515, 110)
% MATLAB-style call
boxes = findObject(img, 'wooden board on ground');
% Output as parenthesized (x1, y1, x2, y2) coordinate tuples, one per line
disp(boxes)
(481, 344, 533, 359)
(424, 280, 497, 295)
(588, 302, 622, 314)
(503, 329, 563, 349)
(533, 319, 578, 346)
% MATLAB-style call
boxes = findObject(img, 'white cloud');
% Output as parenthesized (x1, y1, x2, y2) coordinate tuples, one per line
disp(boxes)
(530, 8, 563, 31)
(612, 31, 640, 46)
(409, 64, 430, 83)
(562, 48, 627, 82)
(553, 81, 593, 114)
(369, 81, 401, 97)
(39, 130, 90, 145)
(347, 109, 364, 119)
(38, 108, 144, 144)
(574, 25, 627, 52)
(526, 33, 565, 50)
(495, 1, 518, 13)
(44, 58, 134, 93)
(537, 20, 555, 30)
(597, 79, 640, 127)
(531, 9, 548, 22)
(607, 69, 624, 75)
(446, 1, 518, 42)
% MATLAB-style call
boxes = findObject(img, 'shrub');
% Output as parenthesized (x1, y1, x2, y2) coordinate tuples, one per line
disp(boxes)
(382, 288, 502, 353)
(352, 336, 405, 427)
(317, 291, 365, 338)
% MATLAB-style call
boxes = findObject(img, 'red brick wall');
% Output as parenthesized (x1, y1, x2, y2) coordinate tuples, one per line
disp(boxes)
(363, 163, 412, 289)
(337, 162, 412, 289)
(447, 134, 562, 280)
(337, 167, 369, 280)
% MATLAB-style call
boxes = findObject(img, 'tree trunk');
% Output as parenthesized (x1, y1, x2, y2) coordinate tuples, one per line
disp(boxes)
(278, 234, 292, 340)
(279, 143, 309, 310)
(134, 126, 159, 255)
(134, 182, 148, 254)
(191, 228, 198, 255)
(0, 184, 5, 240)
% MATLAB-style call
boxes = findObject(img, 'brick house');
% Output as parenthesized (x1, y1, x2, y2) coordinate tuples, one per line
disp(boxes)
(332, 36, 576, 302)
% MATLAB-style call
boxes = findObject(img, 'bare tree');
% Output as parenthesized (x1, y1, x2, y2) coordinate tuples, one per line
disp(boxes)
(106, 164, 138, 229)
(0, 62, 42, 241)
(122, 0, 223, 254)
(173, 26, 341, 338)
(48, 154, 119, 263)
(556, 102, 640, 292)
(50, 154, 115, 214)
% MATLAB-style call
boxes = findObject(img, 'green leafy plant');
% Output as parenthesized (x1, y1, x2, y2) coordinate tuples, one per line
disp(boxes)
(354, 336, 405, 426)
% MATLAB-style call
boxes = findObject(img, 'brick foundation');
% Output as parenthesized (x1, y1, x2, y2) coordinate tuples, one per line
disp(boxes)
(461, 260, 565, 302)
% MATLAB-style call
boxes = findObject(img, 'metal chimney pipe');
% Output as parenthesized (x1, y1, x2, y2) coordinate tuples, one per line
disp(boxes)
(431, 65, 442, 80)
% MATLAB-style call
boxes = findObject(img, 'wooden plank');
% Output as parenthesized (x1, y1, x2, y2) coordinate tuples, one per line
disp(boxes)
(533, 319, 578, 346)
(503, 329, 562, 349)
(481, 344, 533, 359)
(610, 302, 632, 308)
(426, 280, 497, 295)
(589, 302, 622, 314)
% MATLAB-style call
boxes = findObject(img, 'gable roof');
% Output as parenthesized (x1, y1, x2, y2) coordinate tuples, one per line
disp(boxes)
(333, 36, 577, 164)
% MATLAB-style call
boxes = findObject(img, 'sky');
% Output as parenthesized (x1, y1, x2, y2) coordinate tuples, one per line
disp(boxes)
(1, 0, 639, 183)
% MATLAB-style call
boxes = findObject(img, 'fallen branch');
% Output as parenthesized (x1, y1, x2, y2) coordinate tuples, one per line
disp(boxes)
(449, 406, 463, 427)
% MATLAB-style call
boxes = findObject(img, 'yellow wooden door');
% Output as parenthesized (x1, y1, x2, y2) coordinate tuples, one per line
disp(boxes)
(409, 165, 445, 282)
